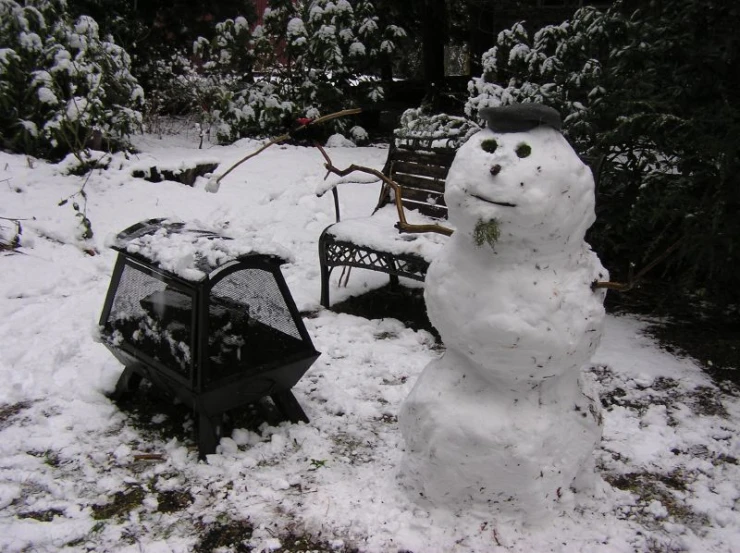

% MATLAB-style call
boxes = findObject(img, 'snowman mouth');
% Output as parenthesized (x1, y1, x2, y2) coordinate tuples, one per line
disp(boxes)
(469, 193, 517, 208)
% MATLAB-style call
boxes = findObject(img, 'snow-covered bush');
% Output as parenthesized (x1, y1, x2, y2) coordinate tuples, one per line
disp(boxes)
(137, 1, 399, 144)
(325, 133, 355, 147)
(395, 108, 479, 148)
(0, 0, 144, 159)
(349, 125, 368, 144)
(210, 0, 405, 141)
(466, 6, 619, 156)
(140, 15, 254, 139)
(467, 0, 740, 303)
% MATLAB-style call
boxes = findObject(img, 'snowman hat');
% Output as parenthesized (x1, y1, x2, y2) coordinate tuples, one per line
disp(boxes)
(479, 104, 561, 133)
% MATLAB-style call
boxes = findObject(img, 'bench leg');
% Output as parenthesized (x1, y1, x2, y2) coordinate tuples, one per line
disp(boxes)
(319, 231, 333, 308)
(197, 411, 223, 460)
(386, 254, 400, 289)
(320, 262, 332, 308)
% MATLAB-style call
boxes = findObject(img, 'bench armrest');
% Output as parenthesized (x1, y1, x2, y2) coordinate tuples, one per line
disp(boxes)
(315, 173, 380, 197)
(315, 173, 382, 223)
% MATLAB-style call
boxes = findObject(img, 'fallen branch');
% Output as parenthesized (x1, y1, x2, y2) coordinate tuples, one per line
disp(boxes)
(207, 108, 363, 191)
(133, 453, 165, 461)
(315, 144, 453, 237)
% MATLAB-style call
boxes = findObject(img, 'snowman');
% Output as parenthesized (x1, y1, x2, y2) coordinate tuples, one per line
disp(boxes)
(399, 104, 608, 522)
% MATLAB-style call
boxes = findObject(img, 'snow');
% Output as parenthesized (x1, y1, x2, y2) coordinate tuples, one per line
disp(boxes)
(37, 86, 58, 105)
(18, 32, 43, 53)
(234, 16, 249, 31)
(1, 130, 739, 552)
(350, 126, 368, 143)
(110, 218, 292, 282)
(323, 203, 449, 261)
(325, 133, 356, 148)
(287, 17, 306, 38)
(74, 16, 99, 38)
(18, 120, 38, 137)
(0, 48, 20, 66)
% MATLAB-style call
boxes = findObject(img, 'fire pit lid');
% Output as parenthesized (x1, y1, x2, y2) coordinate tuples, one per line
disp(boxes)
(111, 218, 290, 281)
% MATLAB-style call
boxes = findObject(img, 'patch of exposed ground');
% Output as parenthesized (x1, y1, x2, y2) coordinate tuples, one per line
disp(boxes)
(0, 400, 33, 430)
(331, 283, 440, 342)
(194, 519, 253, 553)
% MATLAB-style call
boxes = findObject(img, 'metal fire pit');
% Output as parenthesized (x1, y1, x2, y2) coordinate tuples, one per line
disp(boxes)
(98, 219, 320, 458)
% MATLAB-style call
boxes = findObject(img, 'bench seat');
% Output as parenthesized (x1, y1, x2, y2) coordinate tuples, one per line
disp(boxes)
(322, 204, 450, 262)
(317, 133, 465, 308)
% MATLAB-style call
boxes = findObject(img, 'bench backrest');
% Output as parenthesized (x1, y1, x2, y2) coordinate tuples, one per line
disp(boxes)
(378, 136, 459, 220)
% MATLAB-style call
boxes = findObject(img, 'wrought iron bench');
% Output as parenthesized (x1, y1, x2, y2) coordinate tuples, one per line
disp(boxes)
(317, 133, 466, 308)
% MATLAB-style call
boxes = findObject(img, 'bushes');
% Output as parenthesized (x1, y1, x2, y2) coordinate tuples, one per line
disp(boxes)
(467, 0, 740, 303)
(140, 1, 404, 143)
(0, 0, 143, 160)
(208, 0, 405, 142)
(140, 15, 255, 142)
(0, 0, 404, 154)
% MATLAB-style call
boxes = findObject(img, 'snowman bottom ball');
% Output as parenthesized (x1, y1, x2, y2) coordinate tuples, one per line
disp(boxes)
(399, 350, 603, 523)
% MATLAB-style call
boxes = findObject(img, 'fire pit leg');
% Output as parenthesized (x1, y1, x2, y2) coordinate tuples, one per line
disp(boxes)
(109, 366, 143, 400)
(197, 411, 224, 460)
(271, 391, 309, 424)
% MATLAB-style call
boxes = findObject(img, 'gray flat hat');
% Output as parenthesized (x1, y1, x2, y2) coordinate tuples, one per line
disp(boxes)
(479, 104, 561, 132)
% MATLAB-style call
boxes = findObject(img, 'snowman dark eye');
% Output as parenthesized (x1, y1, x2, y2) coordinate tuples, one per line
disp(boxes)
(516, 143, 532, 158)
(481, 139, 498, 154)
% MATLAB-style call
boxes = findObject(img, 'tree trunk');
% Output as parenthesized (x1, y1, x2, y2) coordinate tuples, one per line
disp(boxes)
(421, 0, 447, 111)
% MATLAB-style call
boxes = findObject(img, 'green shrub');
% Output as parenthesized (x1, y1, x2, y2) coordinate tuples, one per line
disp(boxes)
(467, 0, 740, 303)
(0, 0, 143, 160)
(222, 0, 405, 140)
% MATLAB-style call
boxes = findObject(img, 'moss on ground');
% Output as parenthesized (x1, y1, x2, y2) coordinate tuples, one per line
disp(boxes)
(0, 401, 33, 430)
(194, 519, 253, 553)
(92, 486, 146, 520)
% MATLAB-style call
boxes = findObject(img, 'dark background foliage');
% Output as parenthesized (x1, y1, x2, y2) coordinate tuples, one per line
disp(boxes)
(3, 0, 738, 308)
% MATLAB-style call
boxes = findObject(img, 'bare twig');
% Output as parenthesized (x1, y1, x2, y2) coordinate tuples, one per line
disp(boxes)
(315, 144, 453, 237)
(592, 237, 683, 292)
(0, 216, 35, 222)
(213, 108, 363, 186)
(57, 159, 107, 246)
(133, 453, 165, 461)
(339, 265, 352, 288)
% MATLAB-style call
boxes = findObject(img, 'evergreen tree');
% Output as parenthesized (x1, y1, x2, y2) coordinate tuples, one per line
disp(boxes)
(467, 0, 740, 302)
(211, 0, 405, 141)
(0, 0, 144, 159)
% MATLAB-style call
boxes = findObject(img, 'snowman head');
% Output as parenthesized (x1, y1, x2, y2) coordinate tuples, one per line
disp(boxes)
(446, 105, 595, 256)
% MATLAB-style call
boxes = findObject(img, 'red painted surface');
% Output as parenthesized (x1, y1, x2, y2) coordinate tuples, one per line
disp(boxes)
(254, 0, 269, 25)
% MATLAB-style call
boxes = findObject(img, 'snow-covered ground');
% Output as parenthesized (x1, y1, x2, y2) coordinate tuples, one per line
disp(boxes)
(1, 132, 739, 552)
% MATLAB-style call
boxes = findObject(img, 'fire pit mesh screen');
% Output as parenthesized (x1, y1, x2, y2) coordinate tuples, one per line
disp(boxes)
(208, 268, 306, 383)
(105, 263, 193, 377)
